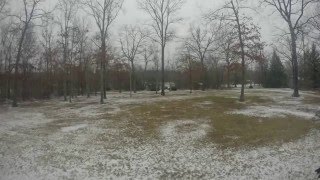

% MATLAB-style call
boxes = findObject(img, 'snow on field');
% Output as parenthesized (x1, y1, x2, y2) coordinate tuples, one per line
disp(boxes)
(230, 105, 317, 119)
(0, 108, 53, 133)
(0, 89, 319, 179)
(229, 88, 320, 121)
(61, 124, 88, 133)
(160, 119, 211, 143)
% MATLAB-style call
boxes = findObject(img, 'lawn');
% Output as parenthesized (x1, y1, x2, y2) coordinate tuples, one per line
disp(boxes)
(0, 88, 319, 179)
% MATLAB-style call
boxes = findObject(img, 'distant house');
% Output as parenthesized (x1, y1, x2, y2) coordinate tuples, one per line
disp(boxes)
(165, 82, 176, 90)
(146, 82, 176, 91)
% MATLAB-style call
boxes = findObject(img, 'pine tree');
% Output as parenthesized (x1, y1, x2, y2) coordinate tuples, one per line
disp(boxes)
(266, 51, 287, 88)
(304, 44, 320, 89)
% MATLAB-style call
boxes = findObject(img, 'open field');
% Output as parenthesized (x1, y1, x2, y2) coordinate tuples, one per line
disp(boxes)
(0, 88, 320, 179)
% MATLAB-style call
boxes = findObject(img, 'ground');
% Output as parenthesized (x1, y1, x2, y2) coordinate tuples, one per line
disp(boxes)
(0, 88, 319, 179)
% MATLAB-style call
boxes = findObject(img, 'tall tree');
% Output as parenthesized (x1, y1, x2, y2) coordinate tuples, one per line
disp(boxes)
(41, 14, 55, 98)
(0, 22, 16, 100)
(261, 0, 319, 97)
(178, 46, 195, 93)
(185, 24, 219, 91)
(266, 50, 287, 88)
(218, 23, 238, 88)
(75, 18, 90, 98)
(57, 0, 79, 102)
(208, 0, 264, 101)
(152, 48, 160, 94)
(21, 24, 38, 100)
(142, 44, 155, 89)
(119, 25, 146, 97)
(311, 4, 320, 46)
(11, 0, 46, 107)
(83, 0, 124, 104)
(230, 0, 246, 102)
(304, 44, 320, 88)
(0, 0, 7, 19)
(138, 0, 184, 96)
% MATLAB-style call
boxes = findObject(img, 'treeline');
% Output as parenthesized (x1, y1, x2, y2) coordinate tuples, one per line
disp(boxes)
(1, 44, 319, 101)
(0, 0, 320, 106)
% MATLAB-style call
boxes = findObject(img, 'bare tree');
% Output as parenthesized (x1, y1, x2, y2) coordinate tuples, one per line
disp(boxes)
(41, 14, 55, 98)
(218, 23, 238, 88)
(208, 0, 264, 102)
(261, 0, 320, 97)
(21, 24, 38, 101)
(142, 44, 155, 89)
(0, 0, 8, 21)
(178, 45, 194, 93)
(185, 24, 219, 91)
(138, 0, 184, 96)
(74, 18, 90, 98)
(119, 25, 146, 97)
(11, 0, 46, 107)
(231, 0, 246, 102)
(83, 0, 124, 104)
(0, 22, 16, 100)
(207, 0, 247, 101)
(311, 4, 320, 45)
(152, 47, 160, 94)
(68, 25, 81, 103)
(0, 0, 6, 12)
(57, 0, 79, 102)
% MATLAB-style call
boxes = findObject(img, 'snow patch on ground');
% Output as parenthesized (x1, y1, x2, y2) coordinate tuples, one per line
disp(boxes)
(160, 120, 211, 143)
(1, 89, 320, 179)
(61, 124, 88, 133)
(229, 89, 320, 120)
(230, 106, 317, 119)
(0, 109, 51, 133)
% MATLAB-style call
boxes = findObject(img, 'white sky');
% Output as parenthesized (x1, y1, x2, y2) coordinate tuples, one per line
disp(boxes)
(115, 0, 285, 55)
(8, 0, 288, 59)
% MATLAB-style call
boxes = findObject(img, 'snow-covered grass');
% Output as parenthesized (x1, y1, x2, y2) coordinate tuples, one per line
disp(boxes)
(0, 89, 319, 179)
(61, 124, 88, 133)
(160, 119, 211, 143)
(229, 88, 320, 121)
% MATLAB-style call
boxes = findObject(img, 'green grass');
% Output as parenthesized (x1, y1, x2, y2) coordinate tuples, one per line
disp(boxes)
(115, 95, 316, 148)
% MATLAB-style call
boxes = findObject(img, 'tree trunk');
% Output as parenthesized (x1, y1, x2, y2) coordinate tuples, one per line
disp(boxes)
(226, 46, 231, 88)
(12, 26, 28, 107)
(6, 72, 10, 99)
(129, 60, 133, 98)
(143, 62, 148, 90)
(100, 42, 105, 104)
(290, 27, 300, 97)
(103, 65, 107, 99)
(63, 32, 68, 102)
(201, 59, 205, 91)
(231, 0, 245, 102)
(69, 66, 73, 103)
(132, 61, 136, 93)
(189, 65, 193, 94)
(85, 64, 90, 98)
(161, 44, 165, 96)
(156, 66, 159, 95)
(22, 67, 27, 101)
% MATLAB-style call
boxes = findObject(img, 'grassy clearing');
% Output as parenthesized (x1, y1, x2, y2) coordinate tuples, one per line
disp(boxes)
(303, 95, 320, 104)
(115, 95, 316, 148)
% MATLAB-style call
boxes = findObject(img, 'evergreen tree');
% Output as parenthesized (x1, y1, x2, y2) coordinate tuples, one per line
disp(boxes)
(304, 44, 320, 89)
(266, 51, 287, 88)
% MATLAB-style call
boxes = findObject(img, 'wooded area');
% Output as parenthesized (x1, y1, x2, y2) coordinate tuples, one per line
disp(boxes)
(1, 1, 320, 179)
(0, 0, 319, 107)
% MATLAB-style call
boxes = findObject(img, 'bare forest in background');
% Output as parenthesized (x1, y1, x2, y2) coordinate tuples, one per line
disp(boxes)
(0, 0, 319, 107)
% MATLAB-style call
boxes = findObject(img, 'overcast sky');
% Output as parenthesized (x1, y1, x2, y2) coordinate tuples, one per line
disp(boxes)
(9, 0, 287, 58)
(116, 0, 285, 57)
(118, 0, 283, 41)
